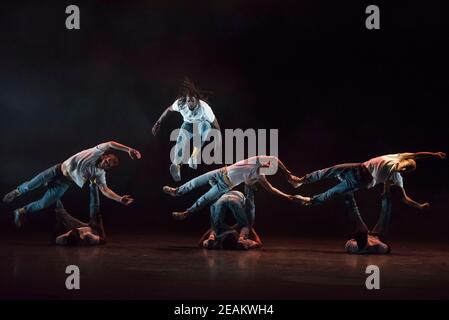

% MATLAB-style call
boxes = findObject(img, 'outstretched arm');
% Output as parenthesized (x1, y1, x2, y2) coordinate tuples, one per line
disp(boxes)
(395, 186, 430, 210)
(98, 184, 134, 206)
(102, 141, 142, 160)
(399, 151, 446, 161)
(152, 106, 175, 136)
(259, 156, 297, 182)
(258, 175, 295, 201)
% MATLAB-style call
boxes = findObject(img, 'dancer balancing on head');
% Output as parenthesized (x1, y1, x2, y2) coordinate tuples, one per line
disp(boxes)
(163, 155, 308, 220)
(290, 152, 446, 235)
(53, 180, 106, 246)
(3, 141, 142, 227)
(199, 184, 262, 250)
(152, 78, 221, 182)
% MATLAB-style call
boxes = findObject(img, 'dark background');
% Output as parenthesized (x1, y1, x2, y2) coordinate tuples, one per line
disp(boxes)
(0, 0, 447, 240)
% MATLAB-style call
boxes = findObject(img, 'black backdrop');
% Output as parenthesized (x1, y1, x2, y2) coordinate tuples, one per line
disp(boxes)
(0, 0, 448, 240)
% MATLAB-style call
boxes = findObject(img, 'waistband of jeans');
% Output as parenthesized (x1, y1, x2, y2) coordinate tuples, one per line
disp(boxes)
(221, 166, 235, 189)
(55, 163, 73, 183)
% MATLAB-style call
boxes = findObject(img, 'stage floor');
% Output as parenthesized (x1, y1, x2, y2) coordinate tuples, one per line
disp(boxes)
(1, 233, 449, 300)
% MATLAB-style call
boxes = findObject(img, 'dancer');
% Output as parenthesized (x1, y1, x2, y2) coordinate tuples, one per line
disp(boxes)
(53, 180, 105, 246)
(152, 78, 221, 181)
(199, 185, 262, 250)
(163, 155, 307, 220)
(3, 141, 142, 227)
(292, 152, 445, 210)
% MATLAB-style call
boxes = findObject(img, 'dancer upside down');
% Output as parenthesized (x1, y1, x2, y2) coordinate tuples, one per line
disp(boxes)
(3, 141, 142, 227)
(53, 180, 106, 246)
(290, 151, 446, 252)
(163, 155, 306, 220)
(152, 78, 221, 182)
(199, 185, 262, 250)
(292, 151, 445, 206)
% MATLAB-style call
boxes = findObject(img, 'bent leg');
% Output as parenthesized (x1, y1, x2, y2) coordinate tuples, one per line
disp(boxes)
(343, 193, 369, 233)
(303, 163, 360, 184)
(55, 200, 88, 230)
(371, 192, 392, 239)
(173, 122, 193, 165)
(177, 169, 221, 195)
(187, 183, 230, 214)
(24, 181, 70, 213)
(17, 165, 60, 194)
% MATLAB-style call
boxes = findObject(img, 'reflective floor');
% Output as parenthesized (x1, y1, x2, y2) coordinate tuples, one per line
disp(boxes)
(1, 233, 449, 299)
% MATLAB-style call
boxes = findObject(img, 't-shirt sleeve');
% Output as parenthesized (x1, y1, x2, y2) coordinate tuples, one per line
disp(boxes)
(201, 101, 216, 122)
(171, 99, 181, 112)
(95, 171, 107, 186)
(390, 172, 404, 187)
(95, 143, 110, 154)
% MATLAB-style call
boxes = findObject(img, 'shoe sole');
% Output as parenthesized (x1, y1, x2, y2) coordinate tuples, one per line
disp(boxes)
(169, 164, 181, 182)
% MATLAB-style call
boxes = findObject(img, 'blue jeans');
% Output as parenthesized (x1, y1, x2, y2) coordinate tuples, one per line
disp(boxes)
(210, 191, 252, 234)
(174, 121, 212, 165)
(371, 192, 392, 238)
(177, 168, 231, 214)
(305, 163, 372, 205)
(55, 182, 105, 238)
(17, 164, 72, 213)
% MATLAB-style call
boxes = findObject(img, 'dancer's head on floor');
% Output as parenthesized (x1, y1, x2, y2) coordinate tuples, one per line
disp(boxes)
(66, 228, 82, 246)
(97, 153, 119, 170)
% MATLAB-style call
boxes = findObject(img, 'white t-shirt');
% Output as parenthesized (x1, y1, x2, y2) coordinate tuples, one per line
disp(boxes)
(363, 154, 404, 189)
(226, 156, 269, 186)
(171, 98, 215, 123)
(62, 144, 108, 188)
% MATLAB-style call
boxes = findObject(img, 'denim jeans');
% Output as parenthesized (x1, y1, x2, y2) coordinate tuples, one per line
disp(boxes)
(17, 164, 72, 213)
(210, 191, 252, 234)
(173, 121, 212, 165)
(305, 163, 372, 205)
(55, 182, 105, 238)
(371, 192, 392, 238)
(177, 168, 232, 214)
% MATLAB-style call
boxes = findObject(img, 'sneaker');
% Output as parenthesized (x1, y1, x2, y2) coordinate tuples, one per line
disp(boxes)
(188, 156, 198, 170)
(169, 164, 181, 182)
(3, 189, 21, 204)
(289, 176, 305, 189)
(162, 186, 178, 197)
(172, 211, 189, 220)
(14, 208, 26, 227)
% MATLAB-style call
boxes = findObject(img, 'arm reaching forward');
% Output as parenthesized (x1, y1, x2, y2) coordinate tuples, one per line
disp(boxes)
(152, 105, 175, 136)
(399, 151, 446, 161)
(98, 184, 134, 206)
(101, 141, 142, 160)
(395, 186, 430, 210)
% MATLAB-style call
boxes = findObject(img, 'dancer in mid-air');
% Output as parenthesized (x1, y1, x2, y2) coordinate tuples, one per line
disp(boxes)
(53, 180, 106, 246)
(3, 141, 142, 227)
(290, 151, 445, 250)
(152, 78, 221, 181)
(199, 185, 262, 250)
(163, 155, 308, 219)
(292, 151, 445, 208)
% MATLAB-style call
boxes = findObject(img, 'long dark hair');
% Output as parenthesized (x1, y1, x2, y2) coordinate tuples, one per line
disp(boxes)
(177, 77, 212, 103)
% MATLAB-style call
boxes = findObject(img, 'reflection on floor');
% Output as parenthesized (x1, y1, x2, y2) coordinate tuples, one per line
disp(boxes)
(1, 233, 448, 299)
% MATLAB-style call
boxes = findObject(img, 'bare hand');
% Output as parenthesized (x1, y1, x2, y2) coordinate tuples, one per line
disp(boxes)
(435, 152, 446, 159)
(152, 121, 161, 136)
(289, 194, 312, 206)
(173, 211, 189, 220)
(128, 149, 142, 160)
(120, 195, 134, 205)
(420, 202, 430, 210)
